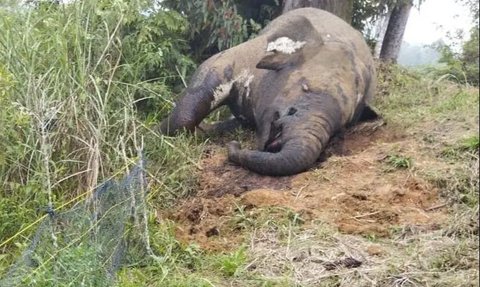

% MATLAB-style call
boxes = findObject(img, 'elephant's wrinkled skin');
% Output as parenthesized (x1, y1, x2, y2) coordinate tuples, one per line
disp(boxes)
(159, 8, 377, 176)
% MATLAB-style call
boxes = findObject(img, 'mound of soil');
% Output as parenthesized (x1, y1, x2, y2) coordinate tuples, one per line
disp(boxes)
(164, 122, 447, 250)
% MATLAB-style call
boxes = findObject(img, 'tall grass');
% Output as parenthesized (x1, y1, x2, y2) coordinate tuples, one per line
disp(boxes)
(0, 0, 202, 276)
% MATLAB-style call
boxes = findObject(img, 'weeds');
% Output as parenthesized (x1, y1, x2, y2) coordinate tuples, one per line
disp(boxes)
(384, 154, 412, 170)
(215, 248, 247, 277)
(442, 134, 480, 159)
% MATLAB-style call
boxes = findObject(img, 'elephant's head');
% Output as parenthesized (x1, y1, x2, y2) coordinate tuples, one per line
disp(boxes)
(228, 91, 343, 176)
(226, 24, 335, 176)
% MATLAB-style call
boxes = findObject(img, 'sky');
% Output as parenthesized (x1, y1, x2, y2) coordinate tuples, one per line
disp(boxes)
(403, 0, 475, 45)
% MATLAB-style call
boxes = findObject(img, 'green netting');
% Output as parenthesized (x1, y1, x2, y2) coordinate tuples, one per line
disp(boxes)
(0, 158, 155, 287)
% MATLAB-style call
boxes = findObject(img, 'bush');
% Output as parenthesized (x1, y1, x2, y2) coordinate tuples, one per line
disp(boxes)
(427, 1, 479, 87)
(162, 0, 279, 60)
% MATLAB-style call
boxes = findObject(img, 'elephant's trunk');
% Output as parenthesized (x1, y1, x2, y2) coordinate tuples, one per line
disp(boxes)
(228, 135, 325, 176)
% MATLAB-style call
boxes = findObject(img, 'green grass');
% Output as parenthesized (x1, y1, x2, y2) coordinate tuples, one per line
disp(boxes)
(375, 63, 479, 128)
(384, 154, 412, 170)
(215, 247, 247, 277)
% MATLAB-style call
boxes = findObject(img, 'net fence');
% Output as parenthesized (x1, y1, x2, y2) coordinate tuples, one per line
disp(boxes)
(0, 157, 155, 287)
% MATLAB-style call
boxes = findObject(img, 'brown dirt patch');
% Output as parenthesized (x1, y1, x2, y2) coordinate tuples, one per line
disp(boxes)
(164, 122, 447, 250)
(198, 148, 293, 197)
(165, 195, 243, 251)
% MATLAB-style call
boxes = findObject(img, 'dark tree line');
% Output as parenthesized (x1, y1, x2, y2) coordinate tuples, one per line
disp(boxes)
(25, 0, 415, 63)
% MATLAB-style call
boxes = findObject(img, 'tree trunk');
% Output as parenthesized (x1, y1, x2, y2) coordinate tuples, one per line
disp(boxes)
(373, 12, 391, 58)
(282, 0, 353, 23)
(379, 2, 413, 63)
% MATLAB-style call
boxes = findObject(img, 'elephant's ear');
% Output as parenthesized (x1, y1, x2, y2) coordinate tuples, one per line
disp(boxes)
(256, 37, 305, 70)
(256, 16, 323, 71)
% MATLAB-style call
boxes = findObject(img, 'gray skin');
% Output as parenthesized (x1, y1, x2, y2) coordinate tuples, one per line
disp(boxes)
(159, 8, 377, 176)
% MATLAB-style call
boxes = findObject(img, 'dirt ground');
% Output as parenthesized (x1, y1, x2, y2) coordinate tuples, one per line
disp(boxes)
(163, 121, 448, 251)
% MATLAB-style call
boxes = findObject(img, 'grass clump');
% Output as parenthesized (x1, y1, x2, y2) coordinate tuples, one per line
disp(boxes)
(441, 135, 479, 161)
(434, 135, 479, 208)
(455, 135, 479, 154)
(384, 154, 412, 170)
(215, 247, 247, 277)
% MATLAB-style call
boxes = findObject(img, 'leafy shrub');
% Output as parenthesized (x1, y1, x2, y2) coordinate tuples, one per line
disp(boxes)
(430, 34, 479, 86)
(427, 0, 479, 87)
(162, 0, 279, 59)
(216, 248, 247, 277)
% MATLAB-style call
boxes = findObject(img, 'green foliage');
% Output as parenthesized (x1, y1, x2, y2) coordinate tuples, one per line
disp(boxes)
(436, 137, 478, 208)
(426, 0, 479, 86)
(161, 0, 428, 60)
(352, 0, 390, 32)
(353, 0, 425, 45)
(462, 135, 480, 151)
(120, 8, 196, 113)
(115, 219, 215, 286)
(19, 244, 105, 286)
(215, 247, 247, 277)
(375, 63, 478, 127)
(0, 0, 197, 188)
(376, 64, 478, 216)
(162, 0, 278, 59)
(430, 33, 479, 86)
(432, 90, 479, 114)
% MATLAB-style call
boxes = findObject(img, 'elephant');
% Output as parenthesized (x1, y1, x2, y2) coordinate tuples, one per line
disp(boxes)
(158, 8, 377, 176)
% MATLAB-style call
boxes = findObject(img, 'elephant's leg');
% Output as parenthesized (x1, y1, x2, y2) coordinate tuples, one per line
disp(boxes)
(351, 67, 379, 124)
(357, 105, 380, 122)
(349, 103, 380, 127)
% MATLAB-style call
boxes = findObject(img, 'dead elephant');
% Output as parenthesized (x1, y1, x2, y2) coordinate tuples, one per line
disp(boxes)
(158, 8, 377, 176)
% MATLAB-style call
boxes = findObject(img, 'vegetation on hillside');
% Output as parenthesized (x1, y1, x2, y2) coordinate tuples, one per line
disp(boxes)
(428, 0, 479, 86)
(431, 27, 479, 86)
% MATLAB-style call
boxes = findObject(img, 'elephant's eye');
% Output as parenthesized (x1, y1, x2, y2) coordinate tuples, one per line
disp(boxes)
(287, 107, 297, 116)
(273, 111, 280, 121)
